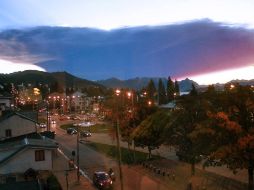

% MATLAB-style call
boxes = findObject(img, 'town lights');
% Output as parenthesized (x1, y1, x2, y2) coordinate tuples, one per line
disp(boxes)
(115, 89, 121, 96)
(127, 92, 132, 98)
(148, 100, 152, 106)
(230, 84, 235, 89)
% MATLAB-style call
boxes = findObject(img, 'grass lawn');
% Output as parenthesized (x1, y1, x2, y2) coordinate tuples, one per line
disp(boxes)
(86, 142, 160, 164)
(60, 123, 113, 133)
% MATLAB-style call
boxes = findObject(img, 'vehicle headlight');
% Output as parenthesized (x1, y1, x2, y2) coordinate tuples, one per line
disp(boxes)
(99, 183, 103, 186)
(110, 181, 113, 184)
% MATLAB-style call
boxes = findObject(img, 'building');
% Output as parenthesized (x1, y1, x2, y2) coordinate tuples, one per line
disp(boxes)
(48, 92, 66, 113)
(0, 138, 57, 184)
(0, 94, 12, 116)
(0, 112, 38, 142)
(70, 91, 88, 113)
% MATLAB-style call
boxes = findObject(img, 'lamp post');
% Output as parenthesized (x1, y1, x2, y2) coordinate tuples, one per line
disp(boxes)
(115, 89, 124, 190)
(76, 123, 80, 183)
(46, 101, 50, 131)
(127, 91, 136, 163)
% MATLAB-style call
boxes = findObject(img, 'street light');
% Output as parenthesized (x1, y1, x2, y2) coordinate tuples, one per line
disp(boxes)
(230, 84, 235, 90)
(115, 89, 124, 190)
(76, 124, 80, 183)
(127, 91, 136, 163)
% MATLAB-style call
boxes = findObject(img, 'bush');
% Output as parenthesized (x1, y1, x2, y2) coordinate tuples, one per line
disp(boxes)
(47, 174, 62, 190)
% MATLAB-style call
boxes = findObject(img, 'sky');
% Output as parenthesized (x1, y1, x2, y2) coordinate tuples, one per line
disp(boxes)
(0, 0, 254, 84)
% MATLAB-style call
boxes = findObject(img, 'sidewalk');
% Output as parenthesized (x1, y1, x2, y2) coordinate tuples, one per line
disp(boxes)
(53, 150, 96, 190)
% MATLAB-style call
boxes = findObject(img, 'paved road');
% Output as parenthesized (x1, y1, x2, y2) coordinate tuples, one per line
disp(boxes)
(54, 123, 171, 190)
(46, 116, 248, 185)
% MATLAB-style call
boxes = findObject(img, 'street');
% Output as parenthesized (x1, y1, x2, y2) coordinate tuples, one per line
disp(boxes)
(54, 119, 171, 190)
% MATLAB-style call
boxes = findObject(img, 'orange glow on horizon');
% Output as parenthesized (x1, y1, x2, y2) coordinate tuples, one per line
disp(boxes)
(185, 65, 254, 85)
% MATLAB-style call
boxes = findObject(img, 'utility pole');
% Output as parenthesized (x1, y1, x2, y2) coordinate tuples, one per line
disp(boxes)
(77, 124, 80, 183)
(116, 118, 124, 190)
(115, 89, 124, 190)
(46, 101, 50, 131)
(65, 170, 69, 190)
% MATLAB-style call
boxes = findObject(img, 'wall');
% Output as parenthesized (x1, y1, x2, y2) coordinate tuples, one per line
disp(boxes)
(0, 115, 36, 140)
(0, 148, 53, 175)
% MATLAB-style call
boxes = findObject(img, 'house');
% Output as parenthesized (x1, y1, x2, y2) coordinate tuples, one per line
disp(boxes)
(0, 94, 13, 116)
(0, 112, 38, 141)
(0, 138, 57, 184)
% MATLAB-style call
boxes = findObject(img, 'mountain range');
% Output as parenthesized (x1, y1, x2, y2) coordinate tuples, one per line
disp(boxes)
(0, 70, 106, 94)
(1, 71, 253, 95)
(97, 77, 198, 91)
(0, 70, 198, 92)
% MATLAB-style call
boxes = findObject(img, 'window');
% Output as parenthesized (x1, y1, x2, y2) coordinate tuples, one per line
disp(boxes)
(35, 150, 45, 161)
(5, 129, 12, 137)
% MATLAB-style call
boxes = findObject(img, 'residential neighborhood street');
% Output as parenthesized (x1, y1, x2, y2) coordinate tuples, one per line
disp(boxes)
(54, 122, 171, 190)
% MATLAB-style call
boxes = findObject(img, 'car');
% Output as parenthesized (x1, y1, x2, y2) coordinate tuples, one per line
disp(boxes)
(80, 131, 91, 137)
(67, 128, 77, 135)
(51, 120, 56, 124)
(93, 171, 113, 190)
(39, 123, 47, 128)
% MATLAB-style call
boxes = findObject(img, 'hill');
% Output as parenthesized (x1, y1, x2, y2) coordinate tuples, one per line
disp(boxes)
(0, 70, 106, 95)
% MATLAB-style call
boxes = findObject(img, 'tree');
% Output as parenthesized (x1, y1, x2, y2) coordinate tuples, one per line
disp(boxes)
(146, 79, 157, 101)
(174, 80, 180, 96)
(165, 94, 211, 175)
(190, 83, 197, 96)
(132, 111, 170, 159)
(205, 85, 254, 190)
(158, 78, 167, 105)
(167, 76, 175, 102)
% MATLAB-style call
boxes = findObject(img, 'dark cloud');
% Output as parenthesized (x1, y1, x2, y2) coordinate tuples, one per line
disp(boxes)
(0, 19, 254, 80)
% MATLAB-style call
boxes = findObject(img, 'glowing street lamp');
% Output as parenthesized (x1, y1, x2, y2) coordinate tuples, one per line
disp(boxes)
(115, 89, 123, 190)
(230, 84, 235, 89)
(115, 89, 121, 96)
(127, 91, 132, 98)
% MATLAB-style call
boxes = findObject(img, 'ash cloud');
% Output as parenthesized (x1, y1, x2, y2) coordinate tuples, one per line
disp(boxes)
(0, 19, 254, 80)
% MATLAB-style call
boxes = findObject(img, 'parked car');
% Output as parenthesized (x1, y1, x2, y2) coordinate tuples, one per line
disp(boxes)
(67, 128, 77, 135)
(39, 123, 47, 128)
(93, 171, 113, 190)
(80, 131, 91, 137)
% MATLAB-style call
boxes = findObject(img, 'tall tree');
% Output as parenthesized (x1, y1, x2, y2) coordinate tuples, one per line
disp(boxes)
(167, 76, 175, 102)
(165, 94, 211, 175)
(146, 79, 157, 102)
(132, 111, 170, 159)
(190, 83, 197, 96)
(158, 78, 167, 105)
(174, 80, 180, 96)
(205, 85, 254, 190)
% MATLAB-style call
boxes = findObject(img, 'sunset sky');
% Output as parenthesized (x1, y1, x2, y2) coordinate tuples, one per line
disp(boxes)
(0, 0, 254, 84)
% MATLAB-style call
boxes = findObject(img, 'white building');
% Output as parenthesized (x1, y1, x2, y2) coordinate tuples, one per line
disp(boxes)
(71, 91, 88, 112)
(0, 112, 38, 141)
(0, 95, 12, 116)
(0, 138, 57, 183)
